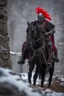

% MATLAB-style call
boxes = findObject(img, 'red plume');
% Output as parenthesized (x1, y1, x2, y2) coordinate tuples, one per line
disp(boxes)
(35, 6, 52, 21)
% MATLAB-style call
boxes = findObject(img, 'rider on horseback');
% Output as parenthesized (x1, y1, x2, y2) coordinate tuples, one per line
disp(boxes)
(17, 7, 59, 66)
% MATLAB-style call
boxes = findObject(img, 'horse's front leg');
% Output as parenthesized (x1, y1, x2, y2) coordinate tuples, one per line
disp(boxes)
(40, 64, 46, 87)
(41, 69, 46, 87)
(28, 63, 34, 84)
(41, 73, 46, 87)
(33, 65, 39, 86)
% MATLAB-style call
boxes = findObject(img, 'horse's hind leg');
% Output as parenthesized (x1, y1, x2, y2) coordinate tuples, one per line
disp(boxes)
(48, 62, 54, 87)
(28, 63, 34, 84)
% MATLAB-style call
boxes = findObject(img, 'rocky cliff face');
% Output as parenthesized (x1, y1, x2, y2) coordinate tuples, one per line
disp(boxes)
(0, 0, 11, 68)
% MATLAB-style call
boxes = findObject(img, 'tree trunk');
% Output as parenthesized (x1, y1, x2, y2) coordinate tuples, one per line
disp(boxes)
(0, 0, 11, 68)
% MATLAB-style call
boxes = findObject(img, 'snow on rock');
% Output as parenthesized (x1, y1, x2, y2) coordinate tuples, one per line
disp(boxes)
(41, 90, 64, 96)
(58, 77, 64, 87)
(59, 78, 64, 82)
(19, 72, 28, 83)
(45, 88, 52, 93)
(0, 67, 64, 96)
(60, 82, 64, 87)
(0, 67, 43, 96)
(45, 92, 64, 96)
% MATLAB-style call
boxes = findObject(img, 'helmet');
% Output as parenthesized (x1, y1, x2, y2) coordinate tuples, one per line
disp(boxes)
(37, 13, 45, 23)
(35, 7, 52, 22)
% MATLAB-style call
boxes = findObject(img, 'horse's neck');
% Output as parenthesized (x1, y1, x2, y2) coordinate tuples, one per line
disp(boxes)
(33, 29, 46, 49)
(35, 28, 42, 40)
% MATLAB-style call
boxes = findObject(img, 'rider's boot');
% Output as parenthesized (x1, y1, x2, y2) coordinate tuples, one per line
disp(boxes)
(53, 51, 59, 62)
(17, 56, 25, 64)
(17, 47, 28, 64)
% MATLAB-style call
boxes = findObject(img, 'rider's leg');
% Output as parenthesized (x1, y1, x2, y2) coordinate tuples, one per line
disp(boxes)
(18, 45, 28, 64)
(52, 45, 59, 62)
(47, 47, 53, 67)
(47, 41, 53, 67)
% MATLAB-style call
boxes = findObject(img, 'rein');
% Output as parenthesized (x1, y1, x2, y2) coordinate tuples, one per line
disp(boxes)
(34, 35, 44, 42)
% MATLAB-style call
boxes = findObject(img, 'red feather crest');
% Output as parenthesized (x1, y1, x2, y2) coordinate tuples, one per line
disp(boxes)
(35, 6, 52, 21)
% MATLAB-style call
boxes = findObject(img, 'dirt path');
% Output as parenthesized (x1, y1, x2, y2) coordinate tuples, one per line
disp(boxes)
(50, 81, 64, 92)
(31, 81, 64, 93)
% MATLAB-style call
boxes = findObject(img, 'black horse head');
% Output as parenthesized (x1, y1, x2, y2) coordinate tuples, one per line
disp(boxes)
(26, 21, 36, 45)
(26, 21, 45, 49)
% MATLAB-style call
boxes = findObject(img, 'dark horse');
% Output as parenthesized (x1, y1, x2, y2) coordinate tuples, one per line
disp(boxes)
(26, 21, 55, 87)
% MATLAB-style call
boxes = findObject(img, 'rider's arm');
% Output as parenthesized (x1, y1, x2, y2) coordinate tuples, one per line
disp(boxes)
(44, 28, 55, 36)
(44, 21, 55, 36)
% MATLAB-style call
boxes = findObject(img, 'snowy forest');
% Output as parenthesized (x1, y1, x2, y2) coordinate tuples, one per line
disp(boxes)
(0, 0, 64, 95)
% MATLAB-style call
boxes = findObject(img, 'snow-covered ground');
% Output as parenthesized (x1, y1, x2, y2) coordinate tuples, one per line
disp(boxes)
(0, 67, 64, 96)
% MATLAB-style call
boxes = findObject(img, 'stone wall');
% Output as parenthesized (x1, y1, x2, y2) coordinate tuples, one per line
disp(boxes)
(0, 0, 11, 68)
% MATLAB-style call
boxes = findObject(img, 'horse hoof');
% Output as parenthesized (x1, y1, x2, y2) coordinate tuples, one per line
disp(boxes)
(29, 82, 31, 85)
(41, 85, 44, 88)
(48, 85, 51, 88)
(33, 83, 36, 86)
